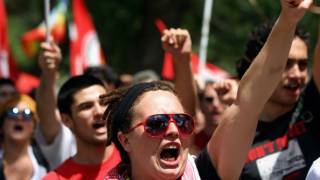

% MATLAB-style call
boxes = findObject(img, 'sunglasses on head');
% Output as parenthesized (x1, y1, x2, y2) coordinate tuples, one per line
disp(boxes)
(5, 107, 33, 121)
(126, 113, 195, 137)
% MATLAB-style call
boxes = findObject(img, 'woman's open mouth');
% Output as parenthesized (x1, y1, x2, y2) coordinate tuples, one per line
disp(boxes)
(161, 145, 180, 161)
(13, 124, 24, 132)
(159, 143, 181, 167)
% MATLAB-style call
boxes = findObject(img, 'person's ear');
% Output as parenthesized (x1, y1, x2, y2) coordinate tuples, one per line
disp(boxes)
(61, 114, 74, 131)
(118, 132, 131, 152)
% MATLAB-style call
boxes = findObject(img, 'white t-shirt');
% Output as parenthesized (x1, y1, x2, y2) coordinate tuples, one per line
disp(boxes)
(34, 123, 77, 169)
(306, 157, 320, 180)
(28, 146, 48, 180)
(0, 146, 47, 179)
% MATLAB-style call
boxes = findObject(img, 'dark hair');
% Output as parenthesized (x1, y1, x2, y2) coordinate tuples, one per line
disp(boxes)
(236, 21, 310, 79)
(102, 81, 176, 163)
(198, 81, 215, 101)
(0, 78, 15, 88)
(84, 65, 119, 87)
(57, 75, 105, 115)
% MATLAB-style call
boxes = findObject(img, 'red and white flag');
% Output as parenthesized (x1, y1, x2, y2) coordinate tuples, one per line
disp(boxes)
(190, 54, 230, 82)
(69, 0, 105, 76)
(0, 0, 19, 79)
(162, 52, 229, 82)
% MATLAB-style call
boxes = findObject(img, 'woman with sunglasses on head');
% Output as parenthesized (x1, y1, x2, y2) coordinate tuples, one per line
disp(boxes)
(103, 1, 312, 179)
(0, 94, 48, 179)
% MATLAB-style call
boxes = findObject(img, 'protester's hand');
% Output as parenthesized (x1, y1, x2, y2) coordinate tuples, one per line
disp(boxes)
(213, 79, 239, 106)
(280, 0, 313, 24)
(38, 41, 62, 76)
(161, 28, 192, 57)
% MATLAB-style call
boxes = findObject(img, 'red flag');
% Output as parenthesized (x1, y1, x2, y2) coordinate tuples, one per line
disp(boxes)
(69, 0, 105, 76)
(0, 0, 10, 78)
(155, 19, 229, 81)
(154, 19, 175, 80)
(0, 0, 19, 79)
(161, 52, 229, 81)
(0, 0, 39, 92)
(155, 18, 167, 33)
(15, 72, 40, 94)
(21, 0, 68, 58)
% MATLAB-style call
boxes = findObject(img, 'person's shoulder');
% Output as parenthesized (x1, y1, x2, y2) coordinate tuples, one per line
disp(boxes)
(307, 157, 320, 180)
(102, 144, 122, 171)
(54, 158, 74, 172)
(44, 158, 76, 178)
(311, 157, 320, 169)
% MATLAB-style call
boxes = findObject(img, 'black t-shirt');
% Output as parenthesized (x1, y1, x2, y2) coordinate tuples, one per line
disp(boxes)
(195, 148, 220, 180)
(240, 78, 320, 179)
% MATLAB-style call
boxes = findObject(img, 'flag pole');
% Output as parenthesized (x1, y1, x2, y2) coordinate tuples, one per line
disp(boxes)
(45, 0, 50, 42)
(199, 0, 214, 81)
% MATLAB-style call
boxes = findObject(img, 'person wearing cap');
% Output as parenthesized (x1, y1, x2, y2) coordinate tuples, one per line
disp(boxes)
(0, 94, 49, 179)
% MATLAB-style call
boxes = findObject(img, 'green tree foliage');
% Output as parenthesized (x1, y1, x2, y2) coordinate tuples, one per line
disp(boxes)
(5, 0, 320, 77)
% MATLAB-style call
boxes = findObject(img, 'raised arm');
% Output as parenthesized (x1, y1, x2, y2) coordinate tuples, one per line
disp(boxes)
(161, 29, 197, 116)
(36, 42, 62, 144)
(313, 25, 320, 90)
(207, 0, 313, 179)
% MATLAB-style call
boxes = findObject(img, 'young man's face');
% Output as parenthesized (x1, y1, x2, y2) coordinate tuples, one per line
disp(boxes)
(68, 85, 108, 146)
(270, 37, 308, 107)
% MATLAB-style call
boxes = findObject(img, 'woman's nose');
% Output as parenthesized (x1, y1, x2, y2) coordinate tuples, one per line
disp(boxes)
(164, 121, 180, 139)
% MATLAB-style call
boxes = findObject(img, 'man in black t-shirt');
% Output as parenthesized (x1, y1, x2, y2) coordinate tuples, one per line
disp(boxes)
(237, 21, 320, 179)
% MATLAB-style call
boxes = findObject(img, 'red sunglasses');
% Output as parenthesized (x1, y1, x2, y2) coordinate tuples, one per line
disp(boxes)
(127, 113, 195, 137)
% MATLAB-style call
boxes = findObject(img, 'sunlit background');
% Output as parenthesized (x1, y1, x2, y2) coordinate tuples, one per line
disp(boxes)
(3, 0, 320, 85)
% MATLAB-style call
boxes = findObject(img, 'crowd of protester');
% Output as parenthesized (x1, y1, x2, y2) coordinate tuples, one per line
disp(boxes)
(1, 0, 320, 179)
